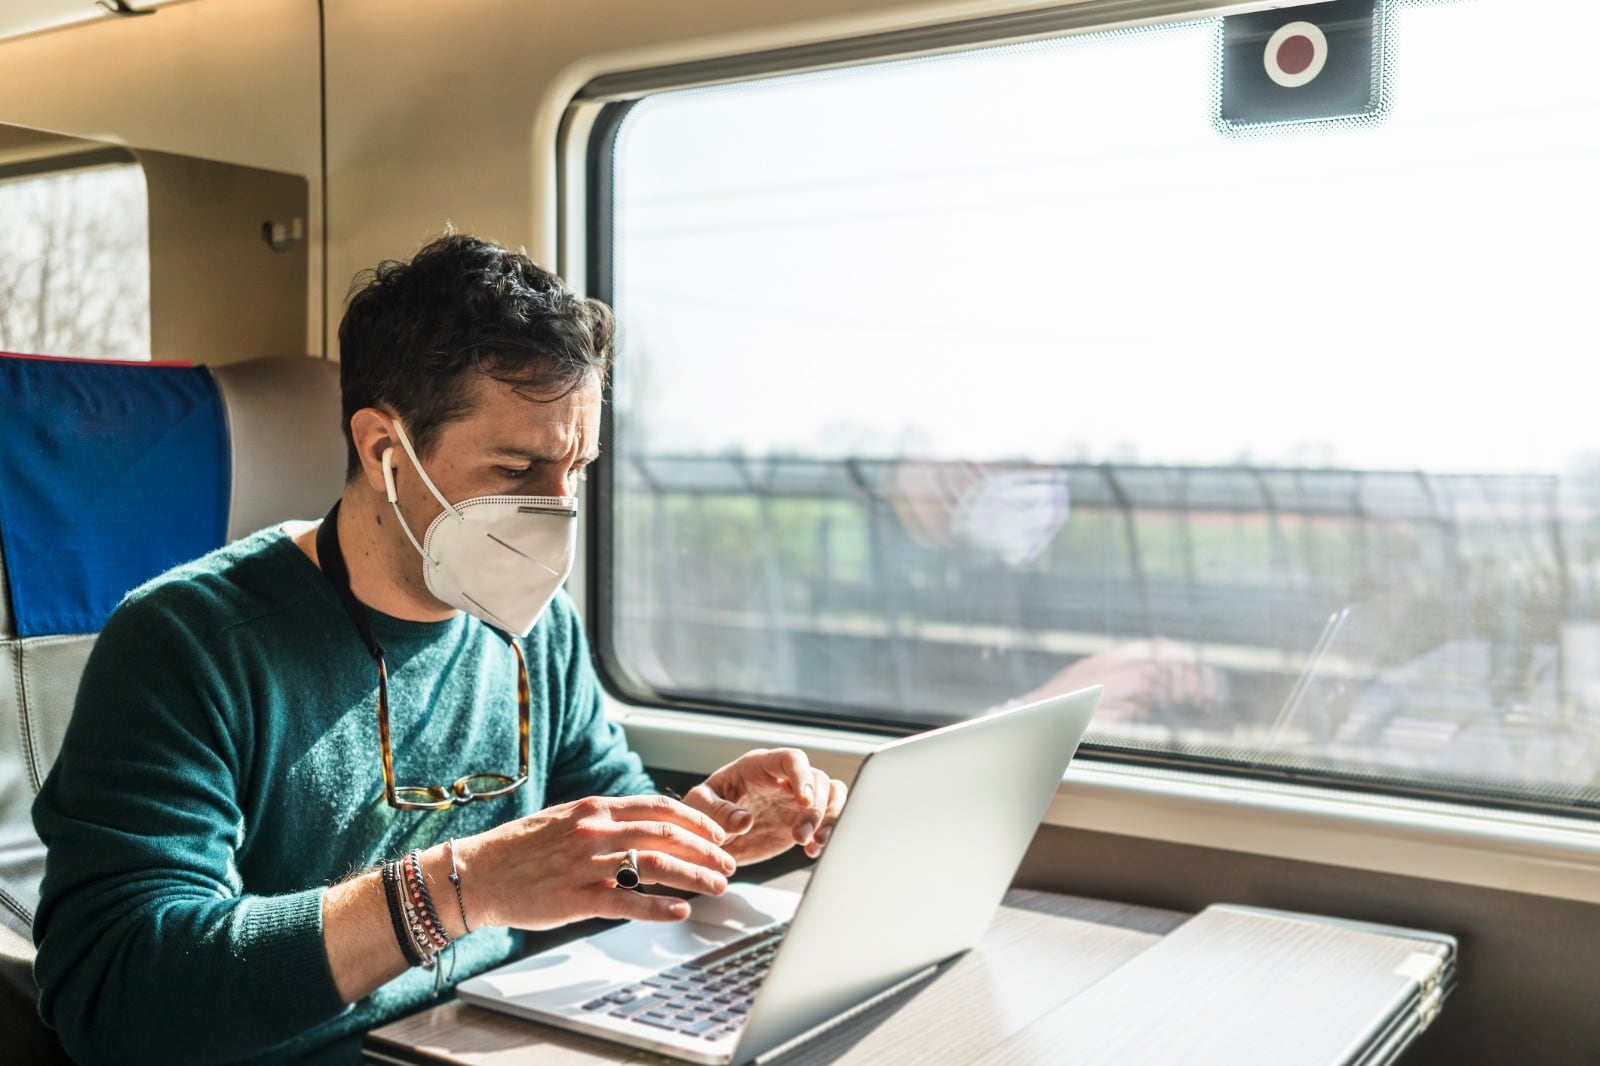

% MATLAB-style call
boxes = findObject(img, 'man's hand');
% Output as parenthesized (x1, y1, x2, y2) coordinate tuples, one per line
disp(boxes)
(456, 794, 737, 930)
(325, 794, 735, 1004)
(682, 748, 848, 866)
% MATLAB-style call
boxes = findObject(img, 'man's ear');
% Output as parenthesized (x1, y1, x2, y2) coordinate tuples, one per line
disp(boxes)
(349, 408, 396, 495)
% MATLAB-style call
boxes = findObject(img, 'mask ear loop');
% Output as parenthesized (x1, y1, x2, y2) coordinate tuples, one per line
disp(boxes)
(381, 445, 434, 562)
(389, 420, 463, 521)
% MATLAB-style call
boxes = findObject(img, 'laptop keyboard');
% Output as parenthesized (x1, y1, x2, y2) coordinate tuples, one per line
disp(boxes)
(579, 922, 790, 1041)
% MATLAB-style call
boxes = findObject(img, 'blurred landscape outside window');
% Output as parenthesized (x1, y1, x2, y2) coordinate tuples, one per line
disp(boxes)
(0, 162, 150, 361)
(603, 0, 1600, 813)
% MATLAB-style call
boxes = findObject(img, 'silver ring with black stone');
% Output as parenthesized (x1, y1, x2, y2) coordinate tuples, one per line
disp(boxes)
(615, 848, 640, 889)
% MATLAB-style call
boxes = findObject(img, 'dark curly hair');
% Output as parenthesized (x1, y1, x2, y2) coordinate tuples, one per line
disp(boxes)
(336, 232, 615, 478)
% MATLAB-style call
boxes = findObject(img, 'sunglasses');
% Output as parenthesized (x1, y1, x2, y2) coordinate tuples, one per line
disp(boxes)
(376, 639, 530, 810)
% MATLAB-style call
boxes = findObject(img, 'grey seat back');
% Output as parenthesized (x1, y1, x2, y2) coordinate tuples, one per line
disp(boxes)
(0, 354, 344, 942)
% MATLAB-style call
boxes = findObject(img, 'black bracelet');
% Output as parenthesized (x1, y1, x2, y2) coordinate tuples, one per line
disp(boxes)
(382, 858, 426, 967)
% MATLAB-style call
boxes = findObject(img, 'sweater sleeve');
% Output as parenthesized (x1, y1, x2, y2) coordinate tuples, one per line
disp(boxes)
(543, 595, 657, 804)
(30, 591, 346, 1066)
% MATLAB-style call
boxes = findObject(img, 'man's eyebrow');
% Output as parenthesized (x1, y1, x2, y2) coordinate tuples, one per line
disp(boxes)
(490, 446, 602, 463)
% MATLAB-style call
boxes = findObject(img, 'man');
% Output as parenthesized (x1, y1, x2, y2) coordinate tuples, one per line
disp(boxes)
(31, 234, 847, 1064)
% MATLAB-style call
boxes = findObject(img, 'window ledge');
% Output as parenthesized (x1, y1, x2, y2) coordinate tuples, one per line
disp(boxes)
(613, 702, 1600, 905)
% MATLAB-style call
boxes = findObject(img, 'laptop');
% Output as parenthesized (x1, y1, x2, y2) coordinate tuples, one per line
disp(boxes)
(1014, 903, 1456, 1065)
(455, 685, 1102, 1065)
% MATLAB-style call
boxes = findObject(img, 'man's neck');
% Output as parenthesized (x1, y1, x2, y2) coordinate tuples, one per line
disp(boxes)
(293, 485, 459, 623)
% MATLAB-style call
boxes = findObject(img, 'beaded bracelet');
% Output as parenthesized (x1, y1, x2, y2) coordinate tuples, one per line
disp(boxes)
(381, 858, 426, 968)
(403, 849, 451, 957)
(406, 874, 435, 966)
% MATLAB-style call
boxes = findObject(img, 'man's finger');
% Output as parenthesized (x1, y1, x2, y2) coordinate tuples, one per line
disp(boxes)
(809, 768, 831, 815)
(617, 821, 738, 874)
(808, 776, 849, 856)
(825, 775, 847, 821)
(605, 793, 728, 844)
(776, 748, 815, 805)
(686, 782, 754, 835)
(618, 850, 730, 897)
(594, 889, 692, 924)
(790, 768, 833, 844)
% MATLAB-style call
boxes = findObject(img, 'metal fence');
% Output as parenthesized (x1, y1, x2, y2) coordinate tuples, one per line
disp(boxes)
(609, 455, 1600, 753)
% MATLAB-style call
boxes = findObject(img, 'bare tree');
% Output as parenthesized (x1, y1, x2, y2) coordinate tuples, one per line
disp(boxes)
(0, 164, 150, 360)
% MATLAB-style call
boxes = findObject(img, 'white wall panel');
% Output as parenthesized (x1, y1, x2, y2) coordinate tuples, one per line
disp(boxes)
(320, 0, 1082, 334)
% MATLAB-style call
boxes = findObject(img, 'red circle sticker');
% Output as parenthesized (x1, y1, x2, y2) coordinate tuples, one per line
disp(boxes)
(1264, 21, 1328, 88)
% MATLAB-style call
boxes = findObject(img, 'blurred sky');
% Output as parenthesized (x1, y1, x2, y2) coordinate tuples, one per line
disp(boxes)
(612, 0, 1600, 476)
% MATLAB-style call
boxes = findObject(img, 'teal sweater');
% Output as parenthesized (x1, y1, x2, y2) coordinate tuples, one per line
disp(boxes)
(31, 525, 655, 1064)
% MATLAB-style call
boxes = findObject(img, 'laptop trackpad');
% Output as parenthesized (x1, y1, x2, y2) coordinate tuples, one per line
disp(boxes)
(460, 882, 800, 1009)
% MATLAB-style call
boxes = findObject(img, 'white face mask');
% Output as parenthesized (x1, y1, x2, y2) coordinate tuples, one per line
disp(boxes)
(383, 420, 577, 636)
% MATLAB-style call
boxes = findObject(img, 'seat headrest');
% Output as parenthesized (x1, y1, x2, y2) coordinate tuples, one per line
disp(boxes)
(0, 353, 345, 640)
(0, 355, 229, 638)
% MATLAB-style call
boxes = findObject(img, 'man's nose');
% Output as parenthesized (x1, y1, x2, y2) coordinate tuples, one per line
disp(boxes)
(528, 468, 574, 498)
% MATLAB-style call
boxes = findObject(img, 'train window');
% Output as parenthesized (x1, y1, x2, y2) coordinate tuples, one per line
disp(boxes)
(0, 156, 151, 361)
(592, 0, 1600, 814)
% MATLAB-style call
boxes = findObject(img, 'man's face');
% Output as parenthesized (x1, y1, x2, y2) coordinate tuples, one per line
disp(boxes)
(389, 370, 601, 539)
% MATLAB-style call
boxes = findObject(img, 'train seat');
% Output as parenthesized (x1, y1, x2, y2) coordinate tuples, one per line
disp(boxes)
(0, 352, 343, 1056)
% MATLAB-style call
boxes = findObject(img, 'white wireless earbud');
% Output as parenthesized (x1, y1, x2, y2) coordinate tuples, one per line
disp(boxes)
(381, 446, 399, 504)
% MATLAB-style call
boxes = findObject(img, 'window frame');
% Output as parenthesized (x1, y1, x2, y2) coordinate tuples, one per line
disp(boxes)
(0, 147, 137, 185)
